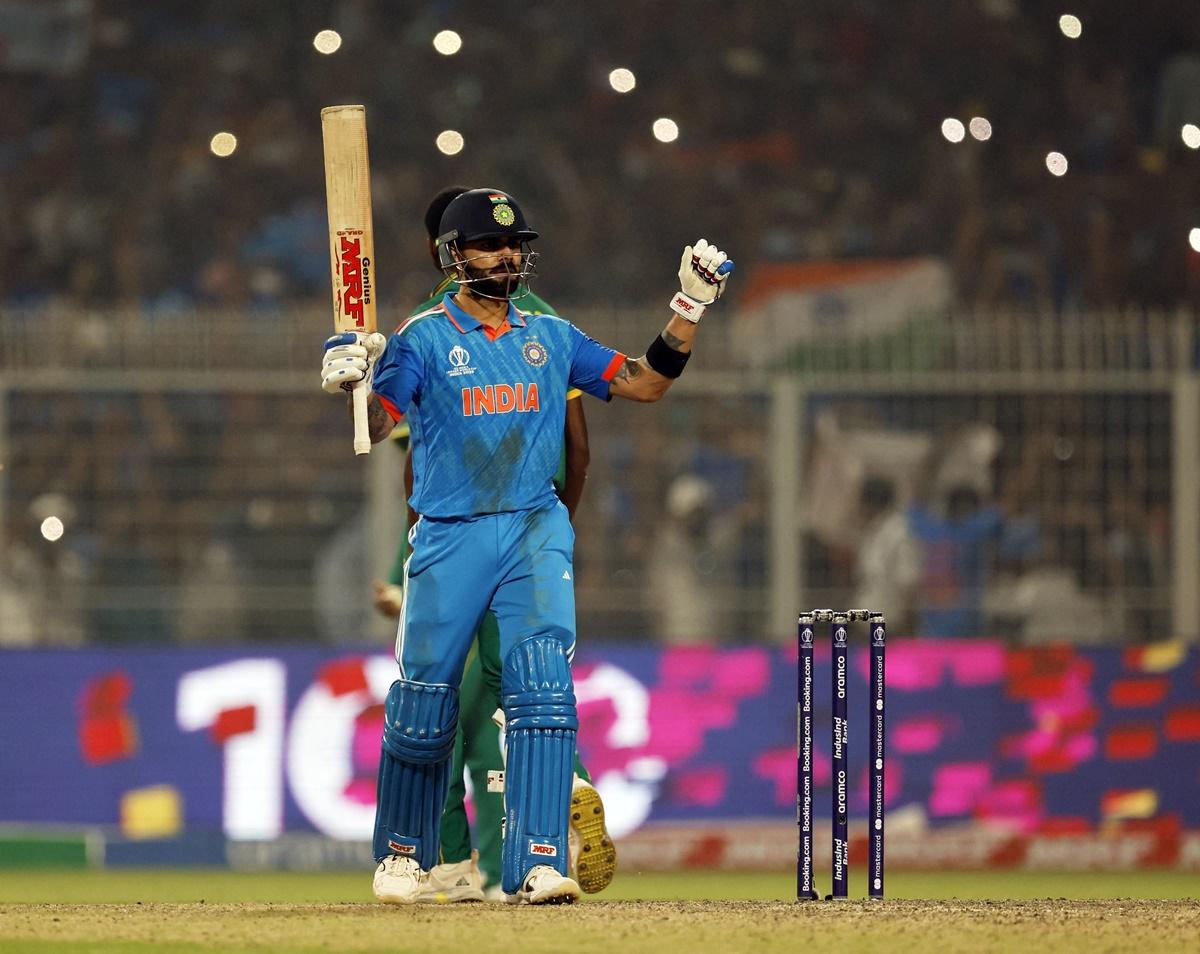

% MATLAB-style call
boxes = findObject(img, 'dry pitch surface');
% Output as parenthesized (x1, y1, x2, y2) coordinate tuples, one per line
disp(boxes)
(1, 871, 1197, 954)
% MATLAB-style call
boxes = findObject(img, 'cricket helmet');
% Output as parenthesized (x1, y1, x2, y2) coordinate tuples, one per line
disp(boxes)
(436, 189, 538, 255)
(435, 188, 539, 299)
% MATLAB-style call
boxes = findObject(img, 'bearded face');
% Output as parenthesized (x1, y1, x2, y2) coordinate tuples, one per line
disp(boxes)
(461, 254, 520, 299)
(452, 238, 534, 301)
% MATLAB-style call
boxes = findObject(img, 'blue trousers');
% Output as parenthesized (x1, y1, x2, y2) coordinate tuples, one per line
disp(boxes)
(378, 500, 579, 885)
(394, 501, 577, 687)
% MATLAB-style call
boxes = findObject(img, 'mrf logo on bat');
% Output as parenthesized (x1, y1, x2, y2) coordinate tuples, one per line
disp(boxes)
(337, 229, 372, 328)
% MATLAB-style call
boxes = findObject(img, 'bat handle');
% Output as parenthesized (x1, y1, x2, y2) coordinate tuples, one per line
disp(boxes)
(352, 382, 372, 455)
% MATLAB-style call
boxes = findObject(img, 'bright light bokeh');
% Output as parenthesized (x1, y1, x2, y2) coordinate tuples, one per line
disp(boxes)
(941, 118, 966, 143)
(436, 130, 464, 155)
(609, 68, 637, 93)
(209, 132, 237, 157)
(1059, 14, 1082, 39)
(652, 118, 679, 143)
(312, 30, 342, 54)
(433, 30, 462, 55)
(969, 117, 993, 141)
(1182, 124, 1200, 150)
(40, 516, 64, 542)
(1046, 151, 1069, 176)
(1190, 228, 1200, 253)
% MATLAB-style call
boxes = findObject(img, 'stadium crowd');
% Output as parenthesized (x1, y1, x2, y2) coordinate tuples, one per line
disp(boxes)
(1, 0, 1198, 312)
(0, 1, 1194, 646)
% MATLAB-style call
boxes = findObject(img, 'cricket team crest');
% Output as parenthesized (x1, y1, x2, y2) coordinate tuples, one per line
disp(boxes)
(492, 203, 516, 227)
(522, 340, 549, 367)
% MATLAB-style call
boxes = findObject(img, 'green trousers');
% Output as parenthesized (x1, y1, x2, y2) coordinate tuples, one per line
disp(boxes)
(440, 611, 591, 888)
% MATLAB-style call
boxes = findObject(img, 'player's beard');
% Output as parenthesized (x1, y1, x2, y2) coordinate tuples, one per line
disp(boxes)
(463, 259, 520, 300)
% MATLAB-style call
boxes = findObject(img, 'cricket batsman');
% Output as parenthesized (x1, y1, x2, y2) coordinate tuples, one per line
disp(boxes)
(321, 187, 733, 904)
(372, 186, 611, 900)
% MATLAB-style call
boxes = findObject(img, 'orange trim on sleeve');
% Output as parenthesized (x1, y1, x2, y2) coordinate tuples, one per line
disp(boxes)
(601, 353, 627, 382)
(566, 388, 583, 400)
(375, 393, 404, 423)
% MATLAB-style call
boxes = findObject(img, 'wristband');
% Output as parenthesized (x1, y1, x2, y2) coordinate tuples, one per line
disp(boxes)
(669, 291, 706, 323)
(645, 334, 691, 378)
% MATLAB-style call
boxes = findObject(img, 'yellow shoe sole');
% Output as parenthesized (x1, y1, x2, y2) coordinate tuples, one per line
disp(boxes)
(570, 784, 617, 894)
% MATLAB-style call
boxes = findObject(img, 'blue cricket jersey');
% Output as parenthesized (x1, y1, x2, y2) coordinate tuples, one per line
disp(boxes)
(371, 294, 625, 518)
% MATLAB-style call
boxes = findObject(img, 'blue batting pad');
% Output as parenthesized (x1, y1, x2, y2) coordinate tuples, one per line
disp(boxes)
(500, 635, 579, 893)
(372, 679, 459, 868)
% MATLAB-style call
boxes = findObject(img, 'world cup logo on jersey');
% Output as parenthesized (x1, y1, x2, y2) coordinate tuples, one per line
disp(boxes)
(447, 344, 475, 378)
(522, 340, 549, 368)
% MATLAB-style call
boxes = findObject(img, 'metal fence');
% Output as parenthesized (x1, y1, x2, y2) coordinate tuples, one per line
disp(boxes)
(1, 304, 1196, 646)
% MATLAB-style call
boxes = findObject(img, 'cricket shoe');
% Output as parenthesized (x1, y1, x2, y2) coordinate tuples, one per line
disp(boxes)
(504, 866, 581, 905)
(373, 855, 424, 905)
(417, 849, 485, 903)
(568, 776, 617, 893)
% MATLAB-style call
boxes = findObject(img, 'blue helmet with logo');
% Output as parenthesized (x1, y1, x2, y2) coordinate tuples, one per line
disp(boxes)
(436, 188, 539, 300)
(436, 188, 538, 253)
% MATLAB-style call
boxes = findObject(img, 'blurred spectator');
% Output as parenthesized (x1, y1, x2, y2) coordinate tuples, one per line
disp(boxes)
(908, 484, 1004, 639)
(851, 477, 920, 629)
(985, 560, 1108, 645)
(0, 557, 37, 646)
(1153, 28, 1200, 151)
(176, 531, 248, 645)
(313, 510, 376, 645)
(976, 198, 1055, 311)
(648, 475, 738, 643)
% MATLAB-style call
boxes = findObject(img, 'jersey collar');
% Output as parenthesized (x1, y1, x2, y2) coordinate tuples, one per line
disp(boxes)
(442, 293, 526, 334)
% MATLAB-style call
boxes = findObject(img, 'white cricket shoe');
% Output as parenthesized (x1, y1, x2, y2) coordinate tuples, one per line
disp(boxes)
(569, 776, 617, 894)
(373, 855, 424, 904)
(504, 865, 581, 905)
(417, 849, 486, 903)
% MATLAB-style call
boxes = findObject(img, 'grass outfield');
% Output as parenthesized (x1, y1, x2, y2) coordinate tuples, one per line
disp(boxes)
(0, 870, 1196, 953)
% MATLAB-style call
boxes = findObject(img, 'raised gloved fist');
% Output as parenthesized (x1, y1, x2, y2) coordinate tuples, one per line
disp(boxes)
(671, 238, 735, 322)
(321, 331, 387, 395)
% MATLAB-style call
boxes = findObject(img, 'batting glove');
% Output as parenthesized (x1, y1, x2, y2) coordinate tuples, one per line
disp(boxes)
(321, 331, 387, 394)
(670, 238, 735, 323)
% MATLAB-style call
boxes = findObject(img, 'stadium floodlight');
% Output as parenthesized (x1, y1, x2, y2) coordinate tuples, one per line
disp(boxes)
(652, 118, 679, 143)
(1059, 15, 1082, 38)
(941, 118, 966, 143)
(609, 68, 637, 93)
(969, 117, 993, 141)
(433, 30, 463, 55)
(436, 130, 464, 155)
(210, 132, 237, 157)
(313, 30, 342, 54)
(1182, 124, 1200, 150)
(1046, 151, 1069, 176)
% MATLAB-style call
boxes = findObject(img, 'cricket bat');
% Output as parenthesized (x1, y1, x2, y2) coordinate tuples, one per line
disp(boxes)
(321, 105, 377, 456)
